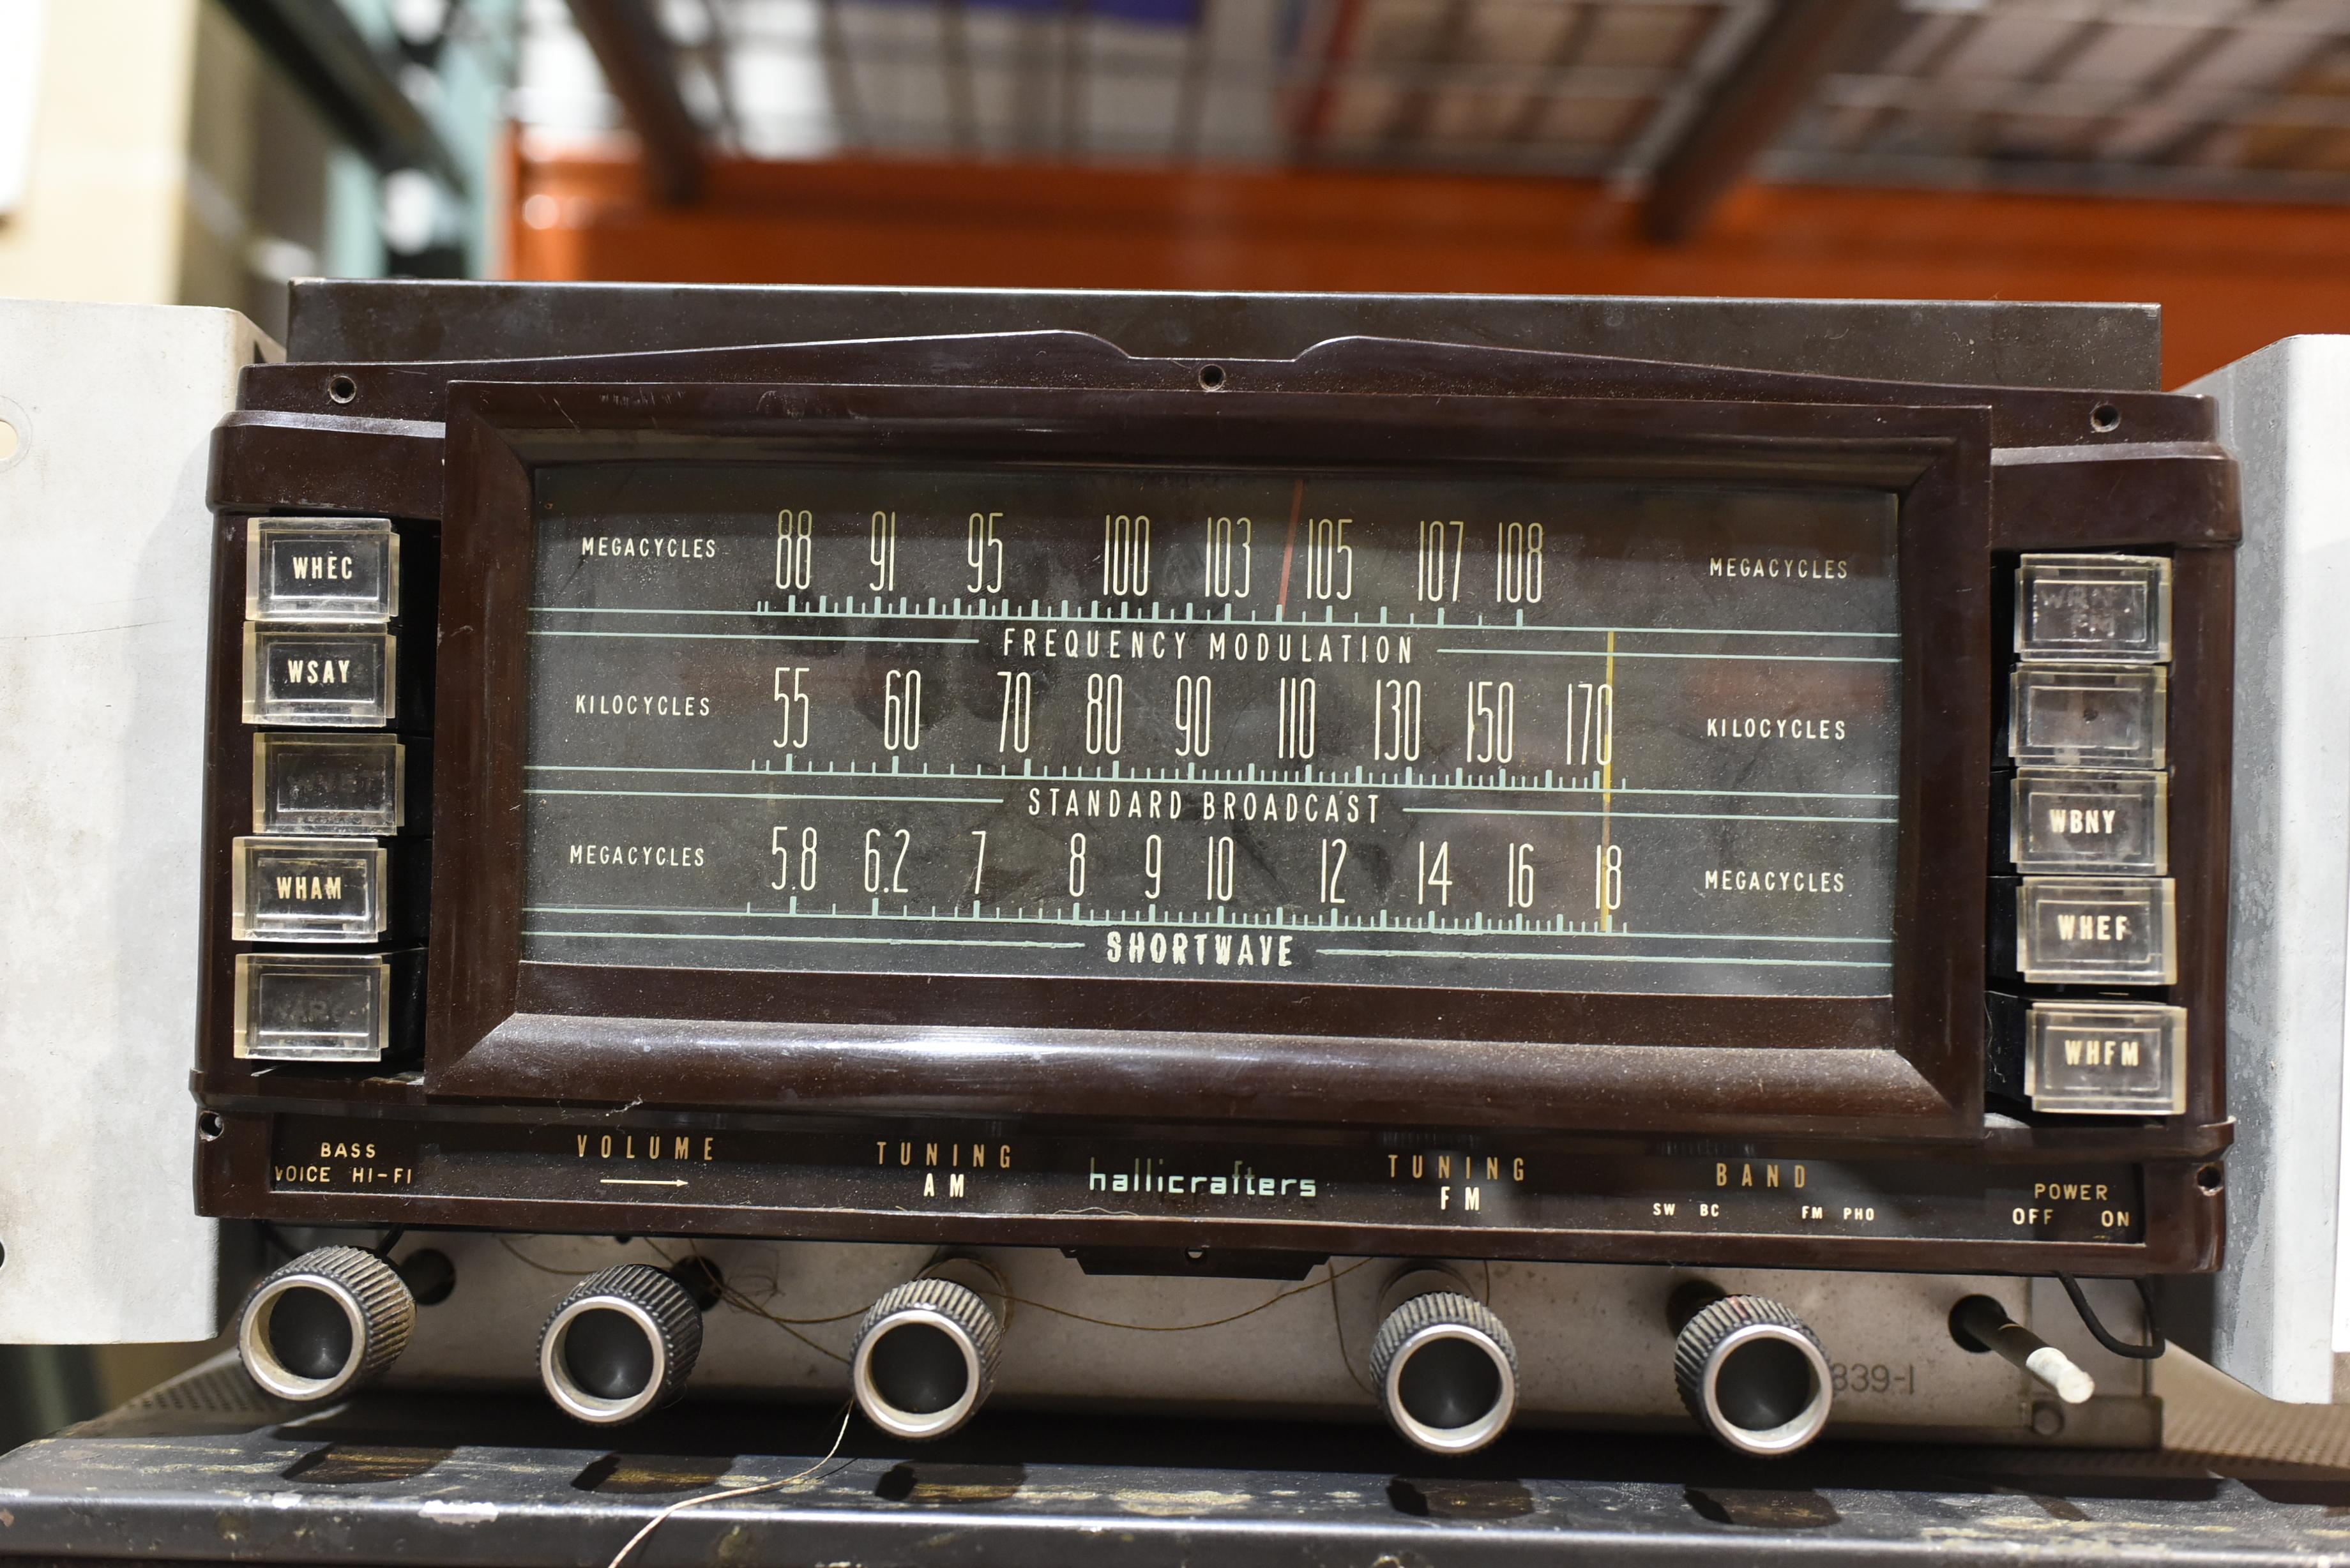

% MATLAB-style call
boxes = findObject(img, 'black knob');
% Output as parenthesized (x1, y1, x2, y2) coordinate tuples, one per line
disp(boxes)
(1368, 1290, 1519, 1454)
(237, 1245, 415, 1403)
(537, 1263, 704, 1425)
(1670, 1285, 1832, 1456)
(850, 1278, 1001, 1440)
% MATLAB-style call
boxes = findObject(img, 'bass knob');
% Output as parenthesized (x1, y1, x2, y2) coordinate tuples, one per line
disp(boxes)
(237, 1245, 428, 1403)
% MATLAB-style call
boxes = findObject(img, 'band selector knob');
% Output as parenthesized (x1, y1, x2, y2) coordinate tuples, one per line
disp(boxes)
(850, 1277, 1002, 1440)
(537, 1262, 706, 1426)
(1368, 1288, 1520, 1454)
(237, 1245, 418, 1403)
(1669, 1283, 1833, 1456)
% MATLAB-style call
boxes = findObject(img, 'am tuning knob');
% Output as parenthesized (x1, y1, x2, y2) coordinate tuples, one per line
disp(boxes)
(1669, 1282, 1834, 1456)
(849, 1277, 1003, 1440)
(537, 1262, 713, 1426)
(237, 1244, 451, 1403)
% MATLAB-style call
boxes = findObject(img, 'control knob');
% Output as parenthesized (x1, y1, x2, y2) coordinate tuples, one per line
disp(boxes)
(237, 1245, 453, 1403)
(537, 1261, 716, 1426)
(1669, 1281, 1833, 1456)
(850, 1276, 1003, 1440)
(1368, 1278, 1519, 1454)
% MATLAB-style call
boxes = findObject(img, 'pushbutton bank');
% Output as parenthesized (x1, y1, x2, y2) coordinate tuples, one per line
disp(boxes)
(1995, 551, 2179, 1114)
(230, 515, 419, 1067)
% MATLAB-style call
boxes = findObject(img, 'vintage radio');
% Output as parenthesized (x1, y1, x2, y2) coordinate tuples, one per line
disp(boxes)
(195, 285, 2233, 1454)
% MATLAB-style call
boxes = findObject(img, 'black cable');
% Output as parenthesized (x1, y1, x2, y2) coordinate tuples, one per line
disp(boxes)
(374, 1227, 406, 1260)
(2056, 1274, 2165, 1360)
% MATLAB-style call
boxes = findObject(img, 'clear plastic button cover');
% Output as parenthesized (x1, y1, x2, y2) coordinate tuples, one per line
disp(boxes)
(2025, 1002, 2187, 1114)
(2010, 769, 2168, 873)
(2014, 876, 2178, 984)
(2014, 554, 2171, 664)
(231, 836, 388, 941)
(253, 733, 406, 835)
(246, 516, 399, 622)
(232, 953, 391, 1062)
(241, 626, 397, 727)
(2008, 664, 2167, 767)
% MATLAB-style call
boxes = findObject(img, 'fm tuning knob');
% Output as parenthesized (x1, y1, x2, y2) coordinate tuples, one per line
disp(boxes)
(1668, 1281, 1833, 1456)
(537, 1260, 719, 1426)
(1368, 1269, 1520, 1454)
(237, 1244, 453, 1403)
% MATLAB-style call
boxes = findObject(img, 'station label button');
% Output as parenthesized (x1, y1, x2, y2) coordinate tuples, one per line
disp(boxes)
(2026, 1002, 2187, 1114)
(252, 732, 409, 836)
(2008, 664, 2167, 767)
(232, 951, 415, 1062)
(2011, 877, 2177, 984)
(231, 836, 388, 942)
(246, 516, 400, 622)
(2014, 554, 2171, 664)
(2008, 769, 2167, 873)
(242, 626, 397, 727)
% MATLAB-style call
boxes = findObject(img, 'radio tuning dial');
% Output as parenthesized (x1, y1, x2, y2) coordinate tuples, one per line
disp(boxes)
(1668, 1282, 1833, 1456)
(536, 1262, 709, 1426)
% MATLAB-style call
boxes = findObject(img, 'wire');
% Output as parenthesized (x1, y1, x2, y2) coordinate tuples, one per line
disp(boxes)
(1328, 1259, 1375, 1398)
(510, 1236, 1376, 1366)
(997, 1258, 1376, 1333)
(642, 1240, 856, 1365)
(495, 1235, 599, 1277)
(604, 1401, 856, 1568)
(2056, 1274, 2166, 1361)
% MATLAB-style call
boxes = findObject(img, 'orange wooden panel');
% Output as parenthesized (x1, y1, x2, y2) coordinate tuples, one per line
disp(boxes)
(510, 146, 2350, 386)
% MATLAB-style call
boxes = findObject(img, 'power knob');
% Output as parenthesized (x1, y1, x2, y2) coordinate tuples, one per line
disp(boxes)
(1669, 1283, 1833, 1456)
(538, 1263, 706, 1426)
(238, 1245, 417, 1403)
(850, 1277, 1002, 1440)
(1368, 1288, 1519, 1454)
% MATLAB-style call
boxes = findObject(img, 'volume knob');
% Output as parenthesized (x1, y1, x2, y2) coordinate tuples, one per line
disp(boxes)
(1671, 1287, 1833, 1456)
(238, 1245, 415, 1403)
(1368, 1290, 1519, 1454)
(851, 1278, 1002, 1440)
(538, 1263, 704, 1426)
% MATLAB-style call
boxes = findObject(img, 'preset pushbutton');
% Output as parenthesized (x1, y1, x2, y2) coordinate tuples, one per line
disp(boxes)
(2008, 665, 2167, 767)
(2026, 1001, 2187, 1114)
(2014, 554, 2171, 663)
(246, 516, 399, 622)
(2009, 877, 2177, 985)
(242, 626, 397, 727)
(252, 733, 409, 836)
(2007, 769, 2167, 873)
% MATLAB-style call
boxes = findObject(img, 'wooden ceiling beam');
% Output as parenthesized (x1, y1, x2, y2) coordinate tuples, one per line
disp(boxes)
(1642, 0, 1890, 245)
(565, 0, 706, 205)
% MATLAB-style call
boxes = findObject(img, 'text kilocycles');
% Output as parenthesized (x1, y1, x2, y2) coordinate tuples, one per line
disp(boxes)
(573, 692, 711, 717)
